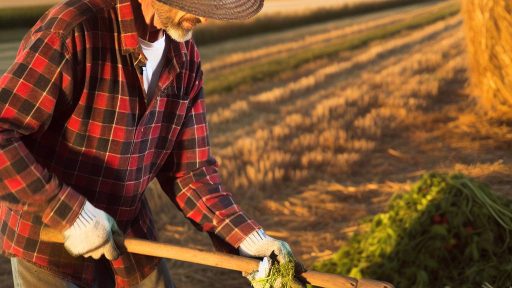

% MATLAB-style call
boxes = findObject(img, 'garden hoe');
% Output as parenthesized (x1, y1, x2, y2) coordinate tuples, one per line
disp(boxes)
(40, 227, 394, 288)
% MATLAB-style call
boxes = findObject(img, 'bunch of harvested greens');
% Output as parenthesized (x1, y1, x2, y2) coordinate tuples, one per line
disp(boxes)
(314, 173, 512, 287)
(249, 257, 297, 288)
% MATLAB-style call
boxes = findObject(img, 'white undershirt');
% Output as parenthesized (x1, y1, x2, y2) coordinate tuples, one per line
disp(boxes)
(139, 33, 167, 97)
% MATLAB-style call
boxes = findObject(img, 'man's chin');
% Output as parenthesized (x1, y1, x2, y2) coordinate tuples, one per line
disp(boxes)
(165, 28, 193, 42)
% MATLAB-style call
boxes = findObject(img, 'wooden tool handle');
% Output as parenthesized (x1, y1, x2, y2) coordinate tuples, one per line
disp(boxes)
(40, 227, 393, 288)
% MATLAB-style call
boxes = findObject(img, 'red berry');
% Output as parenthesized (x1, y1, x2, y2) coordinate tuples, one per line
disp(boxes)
(432, 214, 443, 224)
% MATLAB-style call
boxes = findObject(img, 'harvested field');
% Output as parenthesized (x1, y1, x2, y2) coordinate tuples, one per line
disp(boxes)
(201, 1, 452, 69)
(1, 0, 511, 287)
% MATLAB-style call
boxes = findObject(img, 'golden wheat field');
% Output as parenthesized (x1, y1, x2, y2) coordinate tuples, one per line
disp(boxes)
(1, 0, 512, 287)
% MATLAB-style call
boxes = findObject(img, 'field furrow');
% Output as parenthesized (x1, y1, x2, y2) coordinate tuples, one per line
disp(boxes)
(208, 15, 462, 138)
(202, 1, 453, 73)
(212, 17, 465, 205)
(203, 1, 459, 97)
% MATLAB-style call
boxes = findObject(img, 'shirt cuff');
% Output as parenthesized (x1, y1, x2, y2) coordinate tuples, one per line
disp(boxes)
(214, 212, 262, 248)
(42, 184, 87, 231)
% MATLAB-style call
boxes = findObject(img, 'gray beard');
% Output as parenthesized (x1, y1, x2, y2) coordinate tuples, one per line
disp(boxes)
(165, 26, 192, 42)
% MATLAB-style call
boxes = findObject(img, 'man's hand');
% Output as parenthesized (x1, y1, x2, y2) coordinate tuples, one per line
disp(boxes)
(239, 230, 307, 287)
(244, 257, 272, 288)
(63, 201, 123, 260)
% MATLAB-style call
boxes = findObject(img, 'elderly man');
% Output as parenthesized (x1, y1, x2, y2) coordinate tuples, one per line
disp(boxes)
(0, 0, 305, 287)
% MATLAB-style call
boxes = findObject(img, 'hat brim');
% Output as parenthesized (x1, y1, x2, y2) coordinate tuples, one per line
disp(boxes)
(156, 0, 264, 21)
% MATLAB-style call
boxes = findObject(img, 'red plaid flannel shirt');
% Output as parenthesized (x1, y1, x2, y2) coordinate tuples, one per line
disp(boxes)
(0, 0, 261, 286)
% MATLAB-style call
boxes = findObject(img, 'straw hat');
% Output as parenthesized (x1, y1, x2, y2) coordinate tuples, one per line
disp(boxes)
(156, 0, 265, 20)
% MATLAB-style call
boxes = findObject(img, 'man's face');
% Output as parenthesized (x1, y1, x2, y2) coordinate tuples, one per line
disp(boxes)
(151, 0, 206, 42)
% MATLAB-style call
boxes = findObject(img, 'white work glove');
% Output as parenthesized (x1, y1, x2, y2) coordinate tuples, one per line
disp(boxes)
(245, 257, 272, 288)
(239, 229, 307, 288)
(63, 201, 123, 260)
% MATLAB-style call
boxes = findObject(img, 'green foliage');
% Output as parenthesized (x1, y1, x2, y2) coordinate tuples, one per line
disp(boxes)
(251, 260, 296, 288)
(205, 2, 460, 95)
(314, 173, 512, 287)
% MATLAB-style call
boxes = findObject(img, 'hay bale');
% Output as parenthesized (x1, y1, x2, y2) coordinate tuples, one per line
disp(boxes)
(461, 0, 512, 120)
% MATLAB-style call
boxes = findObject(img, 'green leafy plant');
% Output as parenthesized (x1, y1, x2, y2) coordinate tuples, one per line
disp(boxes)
(314, 173, 512, 287)
(251, 260, 296, 288)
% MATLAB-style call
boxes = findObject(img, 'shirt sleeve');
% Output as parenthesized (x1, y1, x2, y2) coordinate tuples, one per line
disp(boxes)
(157, 61, 261, 248)
(0, 30, 86, 230)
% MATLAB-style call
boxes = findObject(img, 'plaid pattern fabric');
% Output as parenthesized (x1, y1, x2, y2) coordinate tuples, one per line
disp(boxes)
(0, 0, 261, 286)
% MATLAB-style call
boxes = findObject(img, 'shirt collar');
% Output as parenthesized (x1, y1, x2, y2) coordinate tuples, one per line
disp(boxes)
(116, 0, 140, 55)
(115, 0, 187, 72)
